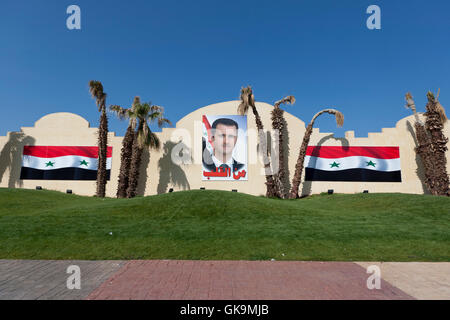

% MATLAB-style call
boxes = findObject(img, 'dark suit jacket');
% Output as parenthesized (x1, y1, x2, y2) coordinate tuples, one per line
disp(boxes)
(202, 158, 245, 173)
(202, 138, 244, 173)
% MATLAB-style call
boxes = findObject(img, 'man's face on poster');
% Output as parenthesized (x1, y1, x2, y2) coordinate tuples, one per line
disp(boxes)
(212, 123, 238, 160)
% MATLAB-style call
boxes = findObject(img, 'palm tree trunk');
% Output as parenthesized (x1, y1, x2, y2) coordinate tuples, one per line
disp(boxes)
(289, 123, 313, 199)
(425, 95, 449, 196)
(289, 109, 343, 199)
(271, 107, 286, 198)
(405, 93, 437, 195)
(116, 124, 135, 198)
(126, 134, 144, 198)
(413, 121, 437, 194)
(252, 106, 277, 197)
(96, 108, 108, 197)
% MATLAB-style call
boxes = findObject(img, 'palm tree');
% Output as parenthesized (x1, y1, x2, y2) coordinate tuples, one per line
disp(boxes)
(110, 96, 140, 198)
(89, 80, 108, 198)
(126, 101, 172, 198)
(289, 108, 344, 199)
(238, 86, 278, 197)
(271, 95, 295, 198)
(405, 92, 435, 194)
(424, 91, 449, 196)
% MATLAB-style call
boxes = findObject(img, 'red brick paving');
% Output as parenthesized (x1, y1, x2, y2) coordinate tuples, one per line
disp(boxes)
(86, 260, 414, 300)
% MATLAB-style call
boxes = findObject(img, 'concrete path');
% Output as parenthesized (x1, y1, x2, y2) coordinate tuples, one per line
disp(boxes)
(0, 260, 124, 300)
(0, 259, 448, 300)
(356, 262, 450, 300)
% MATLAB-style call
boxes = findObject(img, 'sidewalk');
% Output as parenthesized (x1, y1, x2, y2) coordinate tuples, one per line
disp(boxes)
(356, 262, 450, 300)
(0, 260, 448, 300)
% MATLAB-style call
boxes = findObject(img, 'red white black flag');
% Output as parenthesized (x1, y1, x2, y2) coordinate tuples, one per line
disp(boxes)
(20, 146, 112, 180)
(305, 146, 401, 182)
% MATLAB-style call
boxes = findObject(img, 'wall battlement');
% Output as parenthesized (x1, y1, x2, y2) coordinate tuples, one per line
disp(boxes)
(0, 101, 448, 197)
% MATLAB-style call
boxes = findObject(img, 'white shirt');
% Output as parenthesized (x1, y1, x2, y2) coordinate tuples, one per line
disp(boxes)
(211, 154, 234, 169)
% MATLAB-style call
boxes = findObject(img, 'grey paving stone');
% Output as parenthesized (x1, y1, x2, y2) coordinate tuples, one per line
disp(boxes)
(0, 260, 125, 300)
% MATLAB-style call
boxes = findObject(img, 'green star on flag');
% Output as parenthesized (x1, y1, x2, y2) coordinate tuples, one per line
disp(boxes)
(45, 161, 55, 167)
(79, 160, 89, 166)
(366, 160, 376, 167)
(330, 161, 340, 168)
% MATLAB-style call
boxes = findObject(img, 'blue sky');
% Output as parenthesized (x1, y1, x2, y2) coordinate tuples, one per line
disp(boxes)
(1, 0, 449, 138)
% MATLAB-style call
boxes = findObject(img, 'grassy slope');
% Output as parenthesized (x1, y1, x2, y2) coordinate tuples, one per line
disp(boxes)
(0, 188, 449, 261)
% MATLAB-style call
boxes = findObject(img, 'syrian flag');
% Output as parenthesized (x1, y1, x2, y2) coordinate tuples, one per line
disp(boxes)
(202, 115, 214, 155)
(20, 146, 112, 180)
(305, 146, 401, 182)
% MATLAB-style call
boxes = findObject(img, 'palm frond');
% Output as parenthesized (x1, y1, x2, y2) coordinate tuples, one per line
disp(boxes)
(238, 86, 254, 115)
(158, 118, 172, 128)
(136, 124, 146, 148)
(132, 96, 141, 109)
(147, 131, 161, 150)
(435, 101, 448, 124)
(88, 80, 103, 98)
(148, 111, 162, 121)
(109, 105, 129, 119)
(237, 102, 248, 116)
(131, 98, 171, 149)
(274, 95, 296, 108)
(151, 105, 163, 112)
(405, 92, 423, 124)
(311, 108, 344, 127)
(427, 91, 448, 124)
(143, 122, 149, 143)
(88, 80, 106, 111)
(141, 103, 152, 117)
(334, 110, 344, 127)
(405, 92, 416, 111)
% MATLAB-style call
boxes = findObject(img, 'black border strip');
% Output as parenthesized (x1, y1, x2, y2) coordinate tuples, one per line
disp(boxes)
(305, 168, 402, 182)
(20, 167, 111, 181)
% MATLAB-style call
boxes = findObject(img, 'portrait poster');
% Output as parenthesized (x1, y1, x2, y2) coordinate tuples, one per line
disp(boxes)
(202, 115, 247, 181)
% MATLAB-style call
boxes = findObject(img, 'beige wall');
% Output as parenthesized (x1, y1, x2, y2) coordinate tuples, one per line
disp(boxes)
(0, 101, 449, 197)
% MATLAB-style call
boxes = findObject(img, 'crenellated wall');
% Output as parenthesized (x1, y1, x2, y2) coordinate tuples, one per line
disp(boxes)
(0, 101, 448, 197)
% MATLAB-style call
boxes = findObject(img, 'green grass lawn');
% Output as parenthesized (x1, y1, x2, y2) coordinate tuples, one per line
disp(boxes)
(0, 188, 449, 261)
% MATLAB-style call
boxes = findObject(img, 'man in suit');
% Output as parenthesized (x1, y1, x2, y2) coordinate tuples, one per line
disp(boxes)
(202, 118, 245, 175)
